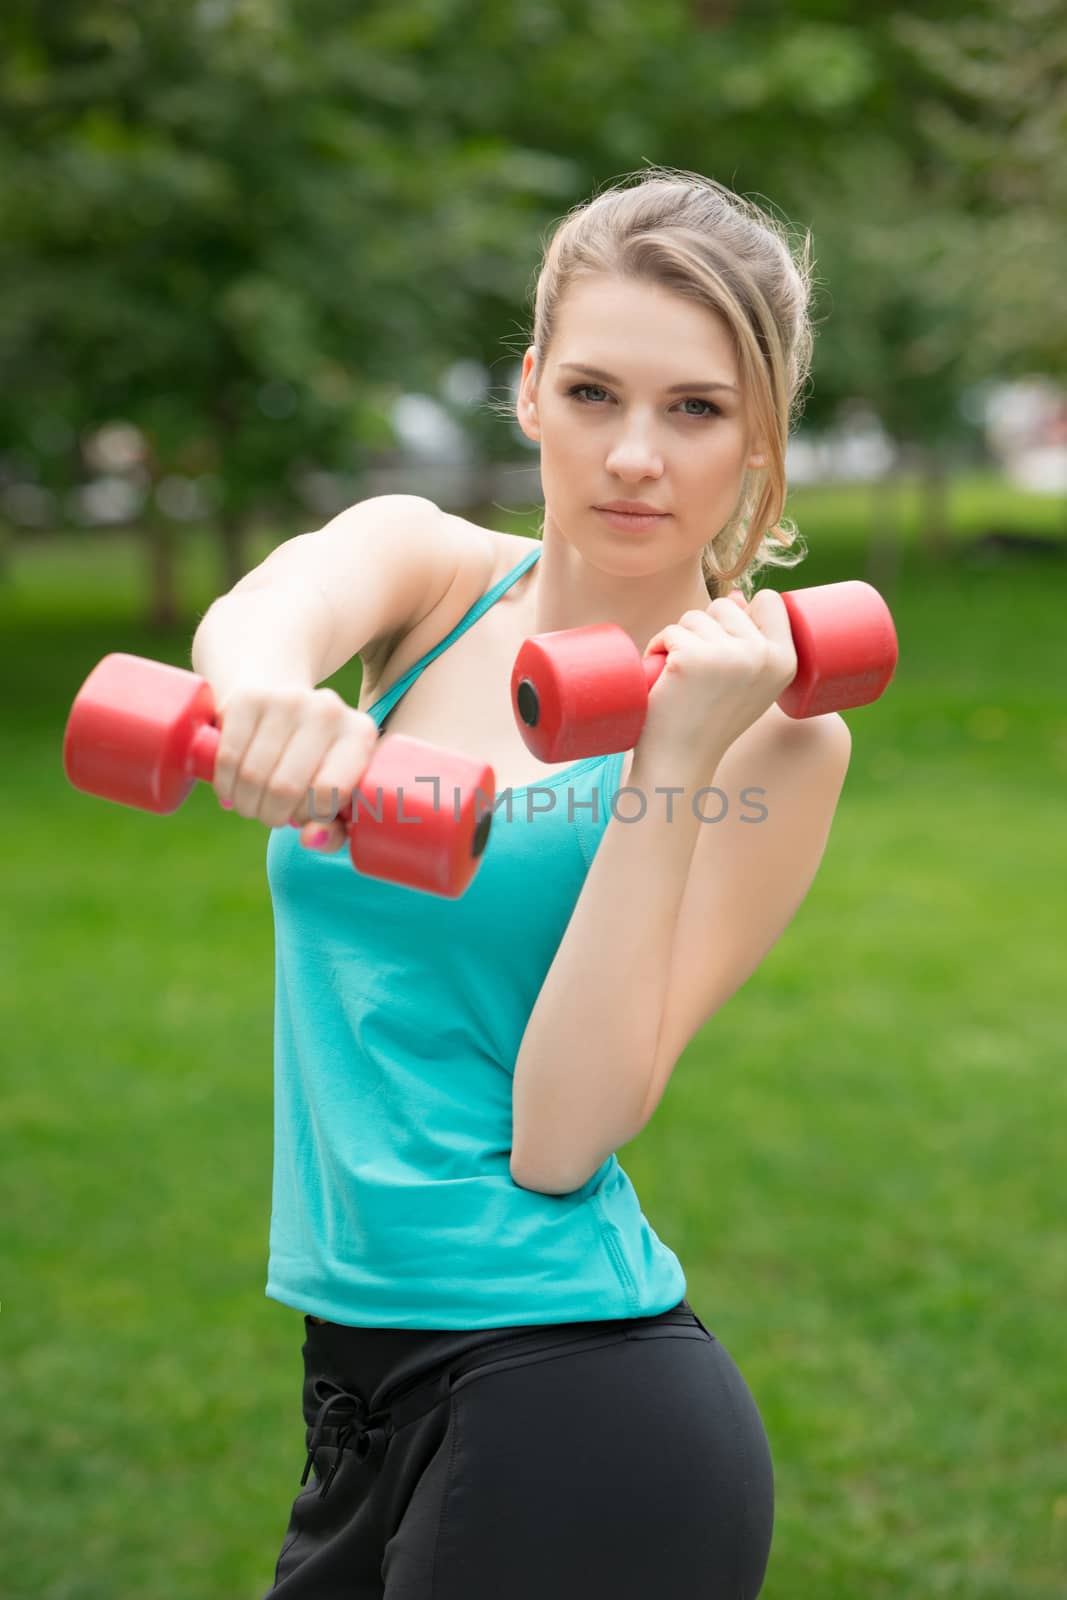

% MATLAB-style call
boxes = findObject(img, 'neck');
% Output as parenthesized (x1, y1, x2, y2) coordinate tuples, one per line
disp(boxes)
(526, 518, 713, 656)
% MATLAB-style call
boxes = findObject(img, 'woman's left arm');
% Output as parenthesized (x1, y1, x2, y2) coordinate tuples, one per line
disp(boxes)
(509, 707, 852, 1195)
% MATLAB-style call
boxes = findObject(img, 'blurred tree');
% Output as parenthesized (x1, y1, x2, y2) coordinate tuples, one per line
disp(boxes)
(0, 1, 395, 621)
(655, 4, 989, 582)
(790, 136, 984, 586)
(889, 0, 1067, 380)
(0, 0, 571, 623)
(890, 0, 1067, 532)
(0, 0, 1060, 627)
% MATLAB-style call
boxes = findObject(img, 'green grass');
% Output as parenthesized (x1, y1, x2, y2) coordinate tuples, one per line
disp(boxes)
(1, 471, 1065, 1597)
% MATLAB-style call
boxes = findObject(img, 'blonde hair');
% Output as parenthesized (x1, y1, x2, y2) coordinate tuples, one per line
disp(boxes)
(496, 164, 817, 600)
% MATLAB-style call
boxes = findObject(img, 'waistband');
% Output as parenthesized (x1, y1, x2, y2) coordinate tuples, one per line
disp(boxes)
(300, 1299, 709, 1498)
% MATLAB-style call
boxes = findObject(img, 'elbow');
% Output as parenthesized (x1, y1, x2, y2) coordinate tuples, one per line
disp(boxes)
(509, 1147, 609, 1197)
(509, 1142, 578, 1195)
(510, 1164, 584, 1197)
(509, 1155, 567, 1196)
(510, 1099, 639, 1195)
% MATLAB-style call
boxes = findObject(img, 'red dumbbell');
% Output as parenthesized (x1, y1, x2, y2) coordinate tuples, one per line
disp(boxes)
(63, 653, 495, 899)
(510, 581, 899, 763)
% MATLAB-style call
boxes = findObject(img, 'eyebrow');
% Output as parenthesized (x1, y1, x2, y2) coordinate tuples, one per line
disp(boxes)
(559, 361, 739, 395)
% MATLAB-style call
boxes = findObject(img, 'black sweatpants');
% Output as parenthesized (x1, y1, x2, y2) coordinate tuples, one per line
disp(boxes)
(264, 1297, 774, 1599)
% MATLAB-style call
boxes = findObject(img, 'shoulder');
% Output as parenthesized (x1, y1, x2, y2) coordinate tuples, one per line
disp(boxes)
(441, 516, 534, 588)
(359, 511, 535, 694)
(419, 512, 538, 629)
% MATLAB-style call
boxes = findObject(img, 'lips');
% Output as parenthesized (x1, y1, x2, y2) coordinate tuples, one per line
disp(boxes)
(595, 506, 667, 532)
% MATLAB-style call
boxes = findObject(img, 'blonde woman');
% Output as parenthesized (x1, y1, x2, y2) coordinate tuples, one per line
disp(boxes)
(193, 165, 850, 1598)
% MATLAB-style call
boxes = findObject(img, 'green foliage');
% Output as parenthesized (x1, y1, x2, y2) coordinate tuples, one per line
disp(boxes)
(2, 0, 1063, 547)
(0, 0, 586, 519)
(886, 2, 1067, 377)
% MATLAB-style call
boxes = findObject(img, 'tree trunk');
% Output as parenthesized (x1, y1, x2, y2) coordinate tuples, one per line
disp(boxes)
(219, 504, 247, 593)
(918, 446, 951, 563)
(212, 388, 249, 592)
(865, 461, 904, 598)
(144, 511, 180, 632)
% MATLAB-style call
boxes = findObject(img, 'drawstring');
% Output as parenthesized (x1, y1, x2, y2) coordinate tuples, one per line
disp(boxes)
(301, 1378, 393, 1498)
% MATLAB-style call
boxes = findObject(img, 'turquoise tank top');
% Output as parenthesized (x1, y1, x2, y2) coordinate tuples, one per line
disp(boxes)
(264, 538, 686, 1328)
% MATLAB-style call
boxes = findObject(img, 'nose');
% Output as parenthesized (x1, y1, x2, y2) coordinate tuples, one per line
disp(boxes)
(604, 422, 665, 481)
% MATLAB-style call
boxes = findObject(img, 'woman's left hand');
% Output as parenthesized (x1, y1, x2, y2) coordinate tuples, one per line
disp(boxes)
(638, 589, 799, 764)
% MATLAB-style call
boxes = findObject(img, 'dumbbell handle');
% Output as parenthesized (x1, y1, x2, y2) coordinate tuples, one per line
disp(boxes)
(639, 588, 747, 695)
(185, 722, 352, 824)
(187, 722, 223, 784)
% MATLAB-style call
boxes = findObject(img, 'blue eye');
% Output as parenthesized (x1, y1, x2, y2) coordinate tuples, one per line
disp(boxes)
(565, 383, 721, 419)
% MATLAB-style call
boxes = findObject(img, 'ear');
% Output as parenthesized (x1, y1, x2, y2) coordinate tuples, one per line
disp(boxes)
(516, 346, 541, 441)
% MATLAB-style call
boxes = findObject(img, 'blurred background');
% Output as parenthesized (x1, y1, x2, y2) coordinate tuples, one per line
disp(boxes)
(1, 3, 1064, 1596)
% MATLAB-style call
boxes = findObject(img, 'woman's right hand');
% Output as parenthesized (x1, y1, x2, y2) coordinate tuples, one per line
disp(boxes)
(210, 684, 380, 853)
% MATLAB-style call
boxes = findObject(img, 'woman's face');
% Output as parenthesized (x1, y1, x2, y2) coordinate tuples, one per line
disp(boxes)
(517, 274, 764, 570)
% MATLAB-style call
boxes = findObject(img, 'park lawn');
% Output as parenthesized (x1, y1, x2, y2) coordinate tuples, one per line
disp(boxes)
(1, 473, 1064, 1597)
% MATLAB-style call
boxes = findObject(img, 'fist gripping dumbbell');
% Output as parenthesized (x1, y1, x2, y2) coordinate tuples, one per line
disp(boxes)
(63, 653, 495, 899)
(510, 580, 899, 763)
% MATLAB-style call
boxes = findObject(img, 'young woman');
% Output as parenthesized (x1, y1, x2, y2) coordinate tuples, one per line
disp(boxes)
(192, 165, 850, 1599)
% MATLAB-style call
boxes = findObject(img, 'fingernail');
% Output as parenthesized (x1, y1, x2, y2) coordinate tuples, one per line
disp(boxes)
(309, 828, 330, 848)
(220, 797, 233, 810)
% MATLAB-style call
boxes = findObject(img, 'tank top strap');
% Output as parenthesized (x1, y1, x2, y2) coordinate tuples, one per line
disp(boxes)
(365, 539, 542, 724)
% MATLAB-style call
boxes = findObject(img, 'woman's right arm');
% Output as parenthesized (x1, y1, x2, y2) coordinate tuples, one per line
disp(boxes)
(189, 494, 492, 847)
(190, 493, 485, 698)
